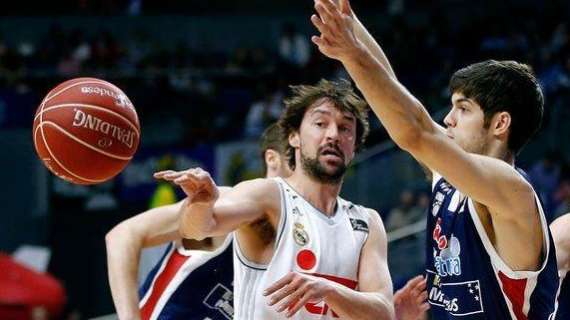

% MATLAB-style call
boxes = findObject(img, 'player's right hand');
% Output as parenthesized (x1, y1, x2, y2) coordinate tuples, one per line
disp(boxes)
(154, 168, 219, 204)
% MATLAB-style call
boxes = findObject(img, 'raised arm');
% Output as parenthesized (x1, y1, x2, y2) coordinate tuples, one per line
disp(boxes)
(155, 168, 279, 240)
(105, 201, 184, 320)
(311, 0, 534, 216)
(332, 0, 396, 79)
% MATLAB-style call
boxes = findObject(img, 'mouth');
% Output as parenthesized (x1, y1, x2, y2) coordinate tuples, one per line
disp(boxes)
(319, 147, 344, 161)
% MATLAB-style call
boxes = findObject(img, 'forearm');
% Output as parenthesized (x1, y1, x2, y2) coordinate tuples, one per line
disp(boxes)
(324, 283, 395, 320)
(105, 228, 143, 320)
(179, 200, 217, 240)
(341, 47, 435, 149)
(352, 16, 396, 79)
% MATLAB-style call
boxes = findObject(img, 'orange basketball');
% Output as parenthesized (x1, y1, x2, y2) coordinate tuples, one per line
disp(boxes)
(33, 77, 140, 185)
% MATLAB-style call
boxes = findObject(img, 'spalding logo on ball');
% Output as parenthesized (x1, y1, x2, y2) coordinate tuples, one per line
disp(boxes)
(33, 77, 140, 185)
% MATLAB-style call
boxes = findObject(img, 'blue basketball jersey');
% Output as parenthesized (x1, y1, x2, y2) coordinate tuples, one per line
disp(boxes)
(557, 276, 569, 319)
(425, 171, 560, 319)
(138, 235, 234, 320)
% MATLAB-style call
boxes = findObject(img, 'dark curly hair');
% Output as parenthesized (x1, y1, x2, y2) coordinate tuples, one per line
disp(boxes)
(277, 78, 369, 169)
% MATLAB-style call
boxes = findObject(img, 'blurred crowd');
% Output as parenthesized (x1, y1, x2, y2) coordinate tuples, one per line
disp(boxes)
(0, 1, 568, 151)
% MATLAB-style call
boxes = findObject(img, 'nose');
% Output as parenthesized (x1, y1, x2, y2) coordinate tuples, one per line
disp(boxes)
(443, 109, 456, 128)
(325, 124, 340, 142)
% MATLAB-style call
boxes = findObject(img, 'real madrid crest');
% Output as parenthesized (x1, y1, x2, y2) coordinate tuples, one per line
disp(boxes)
(293, 222, 309, 246)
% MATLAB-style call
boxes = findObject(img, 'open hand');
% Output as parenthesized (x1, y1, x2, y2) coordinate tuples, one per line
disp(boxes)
(394, 275, 430, 320)
(310, 0, 363, 61)
(264, 272, 332, 318)
(154, 168, 219, 204)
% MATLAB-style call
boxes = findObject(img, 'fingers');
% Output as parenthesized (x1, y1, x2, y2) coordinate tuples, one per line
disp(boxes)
(268, 281, 300, 307)
(339, 0, 353, 15)
(154, 168, 210, 184)
(314, 0, 340, 29)
(420, 302, 431, 312)
(274, 283, 304, 312)
(311, 14, 327, 34)
(416, 290, 428, 304)
(153, 170, 176, 179)
(406, 275, 425, 289)
(264, 272, 294, 297)
(285, 290, 313, 317)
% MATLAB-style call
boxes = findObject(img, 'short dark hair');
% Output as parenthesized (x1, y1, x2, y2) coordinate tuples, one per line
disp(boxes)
(259, 123, 288, 173)
(277, 79, 369, 169)
(449, 60, 544, 154)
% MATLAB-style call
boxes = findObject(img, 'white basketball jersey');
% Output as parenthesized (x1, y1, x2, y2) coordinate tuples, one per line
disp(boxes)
(233, 177, 371, 319)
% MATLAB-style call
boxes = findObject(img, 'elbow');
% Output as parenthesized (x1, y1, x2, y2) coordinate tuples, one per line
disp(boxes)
(105, 222, 139, 249)
(105, 226, 121, 248)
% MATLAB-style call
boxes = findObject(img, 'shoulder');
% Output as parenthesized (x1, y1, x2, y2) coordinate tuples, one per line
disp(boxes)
(365, 208, 386, 232)
(355, 206, 387, 239)
(552, 214, 570, 250)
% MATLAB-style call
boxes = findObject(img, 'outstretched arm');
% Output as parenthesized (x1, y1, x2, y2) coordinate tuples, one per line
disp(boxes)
(155, 168, 279, 240)
(105, 201, 184, 320)
(332, 0, 396, 79)
(311, 0, 534, 218)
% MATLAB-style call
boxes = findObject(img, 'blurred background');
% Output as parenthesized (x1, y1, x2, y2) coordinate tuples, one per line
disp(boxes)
(0, 0, 569, 319)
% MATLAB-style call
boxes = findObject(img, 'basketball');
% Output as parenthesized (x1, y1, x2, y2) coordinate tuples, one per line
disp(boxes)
(32, 77, 140, 185)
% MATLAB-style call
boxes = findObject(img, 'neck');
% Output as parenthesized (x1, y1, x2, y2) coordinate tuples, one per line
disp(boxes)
(285, 169, 342, 216)
(486, 143, 515, 166)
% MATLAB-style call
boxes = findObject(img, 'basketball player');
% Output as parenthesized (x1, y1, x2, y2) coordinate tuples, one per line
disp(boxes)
(311, 0, 559, 318)
(155, 79, 395, 319)
(105, 123, 292, 320)
(393, 212, 570, 319)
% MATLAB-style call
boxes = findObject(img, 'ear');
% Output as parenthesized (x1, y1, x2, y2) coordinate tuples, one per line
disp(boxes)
(289, 131, 300, 149)
(264, 149, 278, 169)
(492, 111, 511, 136)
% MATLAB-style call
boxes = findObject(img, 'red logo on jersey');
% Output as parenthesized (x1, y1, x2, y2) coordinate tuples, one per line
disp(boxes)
(303, 273, 358, 317)
(433, 218, 448, 250)
(296, 249, 317, 270)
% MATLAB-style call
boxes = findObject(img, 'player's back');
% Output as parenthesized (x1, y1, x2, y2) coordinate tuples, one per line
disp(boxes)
(139, 235, 234, 320)
(426, 171, 559, 319)
(233, 177, 371, 319)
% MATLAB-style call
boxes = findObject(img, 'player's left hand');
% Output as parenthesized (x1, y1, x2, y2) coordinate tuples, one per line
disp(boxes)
(394, 275, 430, 320)
(311, 0, 363, 61)
(264, 272, 333, 317)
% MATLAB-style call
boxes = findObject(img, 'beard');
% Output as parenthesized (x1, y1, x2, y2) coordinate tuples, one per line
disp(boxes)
(300, 144, 347, 185)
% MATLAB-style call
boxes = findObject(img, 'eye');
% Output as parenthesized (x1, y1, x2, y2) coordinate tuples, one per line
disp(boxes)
(340, 126, 351, 133)
(314, 121, 325, 128)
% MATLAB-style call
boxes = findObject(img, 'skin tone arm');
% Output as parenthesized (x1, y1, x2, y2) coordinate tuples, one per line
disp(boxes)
(154, 168, 280, 241)
(334, 0, 396, 79)
(264, 210, 395, 319)
(311, 0, 536, 242)
(551, 213, 570, 277)
(105, 187, 230, 320)
(105, 201, 184, 320)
